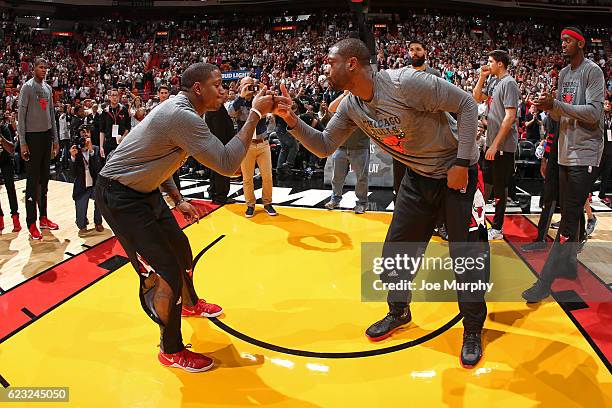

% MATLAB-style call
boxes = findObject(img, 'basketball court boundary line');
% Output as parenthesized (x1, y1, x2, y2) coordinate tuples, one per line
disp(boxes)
(0, 201, 223, 346)
(504, 215, 612, 374)
(521, 215, 612, 293)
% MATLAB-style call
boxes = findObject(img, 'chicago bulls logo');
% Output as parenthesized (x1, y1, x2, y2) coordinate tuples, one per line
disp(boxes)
(563, 93, 574, 104)
(38, 97, 48, 111)
(381, 135, 406, 154)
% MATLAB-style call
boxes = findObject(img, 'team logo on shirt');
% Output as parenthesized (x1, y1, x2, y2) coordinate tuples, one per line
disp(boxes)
(561, 81, 578, 104)
(361, 115, 405, 154)
(38, 97, 48, 111)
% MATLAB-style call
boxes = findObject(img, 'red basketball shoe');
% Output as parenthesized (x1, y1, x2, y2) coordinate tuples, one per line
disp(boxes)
(181, 299, 223, 318)
(158, 345, 214, 373)
(39, 217, 59, 230)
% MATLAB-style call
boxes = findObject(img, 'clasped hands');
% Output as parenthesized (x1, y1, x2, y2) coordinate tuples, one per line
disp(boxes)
(251, 83, 297, 127)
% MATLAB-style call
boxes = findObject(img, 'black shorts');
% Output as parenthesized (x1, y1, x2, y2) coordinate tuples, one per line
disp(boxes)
(482, 151, 514, 198)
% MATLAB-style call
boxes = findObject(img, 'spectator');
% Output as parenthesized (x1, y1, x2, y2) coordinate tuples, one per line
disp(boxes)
(100, 88, 130, 158)
(525, 104, 542, 142)
(229, 77, 276, 218)
(69, 125, 104, 235)
(0, 110, 21, 232)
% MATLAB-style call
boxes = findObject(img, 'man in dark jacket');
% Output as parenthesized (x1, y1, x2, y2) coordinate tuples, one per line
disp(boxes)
(70, 125, 104, 234)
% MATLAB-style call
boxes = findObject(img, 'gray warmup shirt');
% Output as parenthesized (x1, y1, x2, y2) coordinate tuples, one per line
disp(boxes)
(289, 67, 479, 178)
(551, 59, 605, 167)
(17, 78, 58, 146)
(100, 93, 248, 193)
(483, 75, 520, 153)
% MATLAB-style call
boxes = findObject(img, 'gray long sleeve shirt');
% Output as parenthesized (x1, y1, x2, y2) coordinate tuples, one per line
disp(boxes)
(550, 58, 605, 167)
(100, 93, 248, 193)
(289, 67, 479, 178)
(17, 78, 58, 146)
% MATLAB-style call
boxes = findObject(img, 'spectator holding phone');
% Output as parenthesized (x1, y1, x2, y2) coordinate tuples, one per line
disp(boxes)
(228, 76, 277, 218)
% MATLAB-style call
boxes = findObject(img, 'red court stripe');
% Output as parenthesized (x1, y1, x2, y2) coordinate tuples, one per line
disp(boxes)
(0, 200, 219, 343)
(499, 215, 612, 370)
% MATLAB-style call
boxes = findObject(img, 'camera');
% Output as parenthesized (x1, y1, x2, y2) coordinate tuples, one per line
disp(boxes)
(77, 124, 92, 148)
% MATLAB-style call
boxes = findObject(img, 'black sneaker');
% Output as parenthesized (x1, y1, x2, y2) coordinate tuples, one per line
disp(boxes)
(520, 240, 547, 253)
(365, 309, 412, 341)
(460, 331, 483, 368)
(245, 206, 255, 218)
(522, 279, 551, 302)
(264, 204, 278, 216)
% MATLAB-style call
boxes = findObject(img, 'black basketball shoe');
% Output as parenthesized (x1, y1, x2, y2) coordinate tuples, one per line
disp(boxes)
(365, 308, 412, 341)
(460, 331, 483, 368)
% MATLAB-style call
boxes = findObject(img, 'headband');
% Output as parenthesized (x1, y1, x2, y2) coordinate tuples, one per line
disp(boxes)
(561, 29, 585, 43)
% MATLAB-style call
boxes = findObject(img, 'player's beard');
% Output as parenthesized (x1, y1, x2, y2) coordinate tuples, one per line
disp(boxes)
(410, 56, 426, 68)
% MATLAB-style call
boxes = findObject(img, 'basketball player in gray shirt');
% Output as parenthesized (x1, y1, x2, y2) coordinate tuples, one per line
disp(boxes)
(274, 38, 489, 368)
(523, 27, 605, 302)
(473, 50, 521, 241)
(96, 63, 277, 372)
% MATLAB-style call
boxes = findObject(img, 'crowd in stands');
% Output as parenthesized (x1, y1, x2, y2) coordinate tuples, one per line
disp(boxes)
(0, 10, 610, 175)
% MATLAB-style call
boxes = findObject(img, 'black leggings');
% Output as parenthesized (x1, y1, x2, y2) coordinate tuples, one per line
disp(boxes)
(539, 165, 597, 283)
(535, 155, 560, 242)
(95, 176, 198, 354)
(25, 131, 52, 227)
(482, 151, 514, 231)
(382, 165, 489, 333)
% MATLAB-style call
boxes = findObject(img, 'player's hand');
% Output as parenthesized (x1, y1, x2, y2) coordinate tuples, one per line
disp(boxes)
(100, 146, 105, 158)
(272, 82, 298, 128)
(70, 145, 78, 158)
(252, 86, 275, 116)
(20, 144, 30, 161)
(177, 201, 201, 224)
(447, 165, 468, 191)
(485, 144, 498, 161)
(479, 65, 491, 79)
(53, 142, 60, 157)
(534, 91, 554, 111)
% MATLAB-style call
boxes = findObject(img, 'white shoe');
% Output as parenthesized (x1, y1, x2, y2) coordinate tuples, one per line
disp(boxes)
(488, 228, 503, 241)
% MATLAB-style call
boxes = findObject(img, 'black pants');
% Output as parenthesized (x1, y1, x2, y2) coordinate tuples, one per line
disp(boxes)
(535, 156, 560, 241)
(208, 170, 230, 201)
(392, 158, 406, 200)
(539, 165, 597, 284)
(25, 131, 52, 227)
(598, 154, 612, 199)
(95, 176, 198, 354)
(382, 165, 489, 333)
(483, 151, 514, 231)
(0, 154, 18, 216)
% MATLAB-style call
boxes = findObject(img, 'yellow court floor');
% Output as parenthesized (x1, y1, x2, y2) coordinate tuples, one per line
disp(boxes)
(0, 204, 610, 407)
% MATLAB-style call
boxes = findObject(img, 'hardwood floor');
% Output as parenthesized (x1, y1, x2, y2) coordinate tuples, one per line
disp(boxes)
(0, 179, 112, 291)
